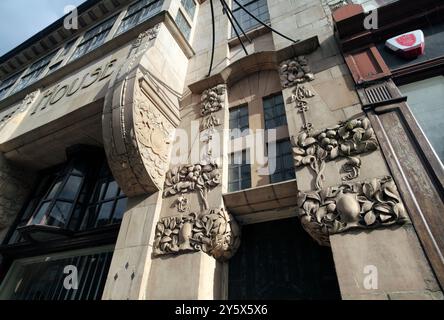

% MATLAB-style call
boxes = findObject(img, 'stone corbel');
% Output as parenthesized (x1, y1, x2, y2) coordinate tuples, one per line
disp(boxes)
(297, 176, 409, 246)
(153, 208, 241, 261)
(102, 24, 177, 197)
(279, 56, 314, 88)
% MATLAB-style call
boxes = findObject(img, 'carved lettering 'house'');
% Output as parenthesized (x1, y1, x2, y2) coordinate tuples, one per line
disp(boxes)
(0, 0, 443, 300)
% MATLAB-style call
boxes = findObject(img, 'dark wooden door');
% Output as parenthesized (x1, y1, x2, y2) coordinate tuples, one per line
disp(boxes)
(229, 218, 341, 300)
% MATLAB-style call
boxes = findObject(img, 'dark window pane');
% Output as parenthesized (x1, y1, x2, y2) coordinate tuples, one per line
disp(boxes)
(59, 176, 82, 200)
(104, 181, 119, 200)
(31, 202, 51, 225)
(95, 202, 114, 227)
(47, 201, 73, 227)
(47, 180, 63, 199)
(112, 198, 128, 223)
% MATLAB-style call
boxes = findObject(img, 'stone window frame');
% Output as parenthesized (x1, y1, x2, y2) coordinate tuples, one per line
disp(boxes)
(228, 150, 252, 192)
(115, 0, 164, 36)
(229, 103, 250, 140)
(231, 0, 270, 38)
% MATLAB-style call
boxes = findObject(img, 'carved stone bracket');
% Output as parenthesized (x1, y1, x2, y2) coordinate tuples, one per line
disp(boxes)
(153, 208, 241, 261)
(279, 56, 314, 88)
(163, 162, 221, 210)
(200, 84, 226, 116)
(103, 24, 176, 197)
(292, 117, 379, 189)
(133, 24, 160, 48)
(297, 176, 409, 246)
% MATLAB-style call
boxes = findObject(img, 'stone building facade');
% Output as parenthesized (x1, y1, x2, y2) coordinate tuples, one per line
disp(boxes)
(0, 0, 443, 300)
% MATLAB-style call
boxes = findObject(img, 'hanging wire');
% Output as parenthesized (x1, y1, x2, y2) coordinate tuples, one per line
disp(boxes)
(207, 0, 300, 77)
(222, 1, 249, 56)
(232, 0, 299, 44)
(220, 0, 252, 43)
(207, 0, 216, 77)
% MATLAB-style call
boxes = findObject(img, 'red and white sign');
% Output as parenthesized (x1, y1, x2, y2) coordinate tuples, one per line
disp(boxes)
(385, 30, 425, 59)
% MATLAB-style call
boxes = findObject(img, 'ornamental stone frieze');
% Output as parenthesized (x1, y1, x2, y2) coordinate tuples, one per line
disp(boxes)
(103, 24, 179, 197)
(163, 162, 221, 210)
(297, 176, 409, 246)
(292, 117, 379, 190)
(153, 208, 241, 261)
(279, 56, 314, 88)
(200, 84, 226, 116)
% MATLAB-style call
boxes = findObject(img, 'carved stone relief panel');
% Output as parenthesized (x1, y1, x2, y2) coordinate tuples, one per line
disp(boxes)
(292, 117, 379, 190)
(297, 176, 409, 246)
(153, 208, 241, 261)
(163, 162, 221, 211)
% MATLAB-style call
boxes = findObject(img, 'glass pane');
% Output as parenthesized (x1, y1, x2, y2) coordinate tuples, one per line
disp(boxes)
(399, 76, 444, 164)
(95, 201, 114, 227)
(104, 181, 119, 200)
(112, 198, 128, 223)
(47, 201, 73, 227)
(30, 202, 51, 225)
(58, 176, 82, 200)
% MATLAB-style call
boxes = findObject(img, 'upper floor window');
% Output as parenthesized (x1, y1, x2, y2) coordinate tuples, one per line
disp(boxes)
(263, 93, 287, 130)
(229, 104, 249, 139)
(0, 73, 21, 100)
(7, 150, 127, 244)
(228, 150, 251, 192)
(181, 0, 196, 18)
(70, 15, 118, 62)
(10, 51, 56, 95)
(175, 10, 192, 40)
(232, 0, 270, 37)
(116, 0, 164, 35)
(48, 39, 77, 74)
(268, 139, 295, 184)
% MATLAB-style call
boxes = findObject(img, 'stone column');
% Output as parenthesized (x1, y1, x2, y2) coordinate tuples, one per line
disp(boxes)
(279, 53, 443, 299)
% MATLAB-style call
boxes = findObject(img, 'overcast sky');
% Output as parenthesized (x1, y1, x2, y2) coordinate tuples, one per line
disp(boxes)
(0, 0, 86, 56)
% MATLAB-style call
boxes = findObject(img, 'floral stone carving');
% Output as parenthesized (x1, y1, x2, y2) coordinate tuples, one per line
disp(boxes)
(201, 84, 226, 116)
(153, 208, 241, 261)
(297, 176, 409, 246)
(293, 117, 379, 190)
(163, 162, 221, 210)
(279, 56, 315, 88)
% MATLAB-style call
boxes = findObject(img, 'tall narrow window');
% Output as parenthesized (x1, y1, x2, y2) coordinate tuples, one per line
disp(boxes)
(175, 10, 192, 40)
(228, 150, 251, 192)
(47, 39, 77, 74)
(70, 15, 117, 62)
(263, 93, 287, 130)
(11, 52, 56, 95)
(116, 0, 164, 35)
(181, 0, 196, 18)
(229, 104, 249, 139)
(268, 139, 295, 184)
(232, 0, 270, 37)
